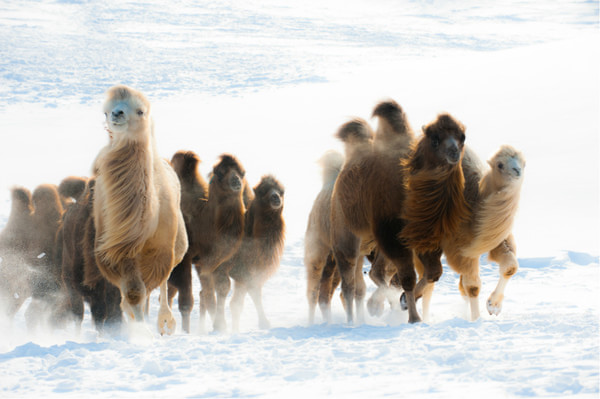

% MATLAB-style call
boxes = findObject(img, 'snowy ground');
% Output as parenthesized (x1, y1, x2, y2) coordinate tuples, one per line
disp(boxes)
(0, 1, 598, 398)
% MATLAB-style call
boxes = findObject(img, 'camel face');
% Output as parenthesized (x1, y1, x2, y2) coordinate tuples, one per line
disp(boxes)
(423, 113, 466, 166)
(102, 85, 150, 140)
(269, 189, 283, 210)
(489, 145, 525, 185)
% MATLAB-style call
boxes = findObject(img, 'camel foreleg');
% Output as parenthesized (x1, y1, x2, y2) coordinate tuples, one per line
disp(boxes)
(157, 279, 176, 335)
(230, 280, 247, 333)
(487, 235, 518, 316)
(248, 284, 270, 330)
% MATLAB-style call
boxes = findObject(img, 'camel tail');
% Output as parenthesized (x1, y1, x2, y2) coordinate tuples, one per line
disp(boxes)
(317, 150, 344, 186)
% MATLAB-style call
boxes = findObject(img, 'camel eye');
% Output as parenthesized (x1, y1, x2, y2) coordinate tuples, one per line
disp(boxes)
(137, 109, 144, 116)
(498, 162, 504, 170)
(460, 133, 466, 142)
(431, 135, 440, 148)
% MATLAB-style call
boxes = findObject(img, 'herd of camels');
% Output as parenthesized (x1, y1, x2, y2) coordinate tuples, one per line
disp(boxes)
(0, 85, 525, 335)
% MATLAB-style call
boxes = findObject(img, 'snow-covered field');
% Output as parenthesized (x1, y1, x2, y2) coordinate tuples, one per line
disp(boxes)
(0, 1, 598, 397)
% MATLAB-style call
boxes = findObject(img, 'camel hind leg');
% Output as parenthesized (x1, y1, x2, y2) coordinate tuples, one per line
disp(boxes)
(305, 243, 330, 325)
(317, 254, 338, 323)
(487, 234, 518, 316)
(332, 228, 360, 325)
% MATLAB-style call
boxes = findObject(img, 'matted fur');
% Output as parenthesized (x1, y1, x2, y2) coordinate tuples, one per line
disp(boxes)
(401, 113, 470, 253)
(95, 139, 157, 266)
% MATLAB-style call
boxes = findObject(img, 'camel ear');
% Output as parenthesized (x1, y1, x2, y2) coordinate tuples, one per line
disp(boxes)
(487, 159, 493, 168)
(421, 125, 427, 135)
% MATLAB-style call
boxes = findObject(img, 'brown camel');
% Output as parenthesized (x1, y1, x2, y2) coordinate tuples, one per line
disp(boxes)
(330, 100, 418, 324)
(227, 175, 286, 331)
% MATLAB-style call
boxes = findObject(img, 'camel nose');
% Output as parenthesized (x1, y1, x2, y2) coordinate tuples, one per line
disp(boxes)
(512, 167, 521, 177)
(270, 191, 282, 208)
(230, 174, 242, 192)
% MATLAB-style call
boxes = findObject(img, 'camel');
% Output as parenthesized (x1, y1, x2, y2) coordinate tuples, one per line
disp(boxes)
(415, 145, 526, 321)
(330, 100, 418, 324)
(93, 85, 188, 335)
(0, 187, 34, 318)
(168, 151, 247, 333)
(395, 111, 470, 321)
(227, 175, 285, 331)
(365, 249, 402, 317)
(195, 154, 247, 332)
(304, 150, 365, 324)
(60, 177, 122, 333)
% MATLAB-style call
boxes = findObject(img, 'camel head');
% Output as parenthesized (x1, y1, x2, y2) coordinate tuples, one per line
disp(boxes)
(211, 154, 246, 195)
(488, 145, 525, 187)
(254, 175, 285, 212)
(421, 113, 466, 167)
(103, 85, 151, 141)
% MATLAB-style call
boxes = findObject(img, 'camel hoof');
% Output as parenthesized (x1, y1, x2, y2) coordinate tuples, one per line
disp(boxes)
(367, 296, 384, 317)
(486, 299, 502, 316)
(400, 293, 408, 311)
(157, 313, 176, 336)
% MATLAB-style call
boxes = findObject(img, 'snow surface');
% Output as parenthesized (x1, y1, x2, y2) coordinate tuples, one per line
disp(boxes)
(0, 1, 599, 397)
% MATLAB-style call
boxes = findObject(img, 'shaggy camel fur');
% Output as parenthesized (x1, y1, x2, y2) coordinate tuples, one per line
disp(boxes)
(93, 85, 188, 335)
(194, 154, 247, 332)
(398, 112, 470, 321)
(416, 145, 525, 320)
(0, 187, 34, 318)
(304, 150, 346, 324)
(60, 177, 122, 333)
(227, 175, 286, 331)
(331, 100, 418, 324)
(167, 150, 209, 333)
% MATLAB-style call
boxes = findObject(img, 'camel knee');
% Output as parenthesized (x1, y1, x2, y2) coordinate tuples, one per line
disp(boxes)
(123, 277, 145, 306)
(502, 264, 518, 278)
(466, 286, 480, 298)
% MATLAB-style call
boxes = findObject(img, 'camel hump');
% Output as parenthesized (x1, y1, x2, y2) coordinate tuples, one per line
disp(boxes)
(58, 176, 88, 200)
(11, 186, 32, 209)
(336, 118, 374, 143)
(171, 150, 201, 179)
(317, 150, 344, 185)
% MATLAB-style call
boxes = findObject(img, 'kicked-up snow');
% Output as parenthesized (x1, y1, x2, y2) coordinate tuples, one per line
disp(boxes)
(0, 1, 598, 397)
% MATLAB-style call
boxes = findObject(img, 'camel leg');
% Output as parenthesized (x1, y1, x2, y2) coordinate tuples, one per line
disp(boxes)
(213, 268, 230, 333)
(248, 284, 270, 329)
(354, 256, 366, 324)
(332, 228, 360, 325)
(168, 255, 193, 333)
(375, 219, 420, 323)
(305, 244, 329, 325)
(157, 279, 176, 335)
(459, 259, 481, 321)
(317, 254, 337, 324)
(198, 273, 216, 332)
(412, 253, 434, 322)
(367, 252, 388, 317)
(230, 280, 247, 333)
(119, 258, 146, 323)
(487, 235, 518, 316)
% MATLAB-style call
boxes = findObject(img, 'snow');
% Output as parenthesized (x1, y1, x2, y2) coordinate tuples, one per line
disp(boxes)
(0, 1, 598, 397)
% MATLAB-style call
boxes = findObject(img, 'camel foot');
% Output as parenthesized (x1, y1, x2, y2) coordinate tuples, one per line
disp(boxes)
(259, 318, 271, 330)
(487, 298, 503, 316)
(157, 309, 176, 336)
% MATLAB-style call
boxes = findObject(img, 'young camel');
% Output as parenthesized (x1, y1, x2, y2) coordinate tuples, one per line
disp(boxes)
(227, 175, 286, 331)
(93, 85, 188, 335)
(331, 100, 418, 324)
(416, 145, 526, 320)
